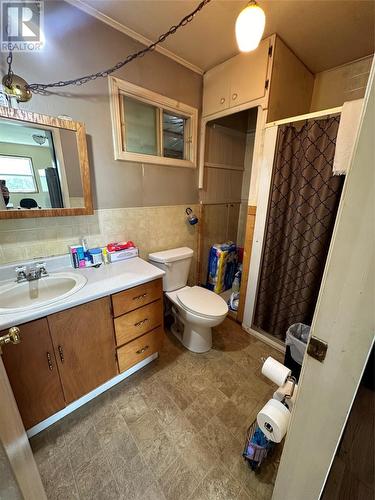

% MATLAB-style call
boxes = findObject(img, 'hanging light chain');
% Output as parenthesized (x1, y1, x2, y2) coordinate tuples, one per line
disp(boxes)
(5, 51, 13, 86)
(27, 0, 211, 93)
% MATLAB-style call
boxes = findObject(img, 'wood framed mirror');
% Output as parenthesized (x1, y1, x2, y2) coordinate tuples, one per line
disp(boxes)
(0, 106, 93, 219)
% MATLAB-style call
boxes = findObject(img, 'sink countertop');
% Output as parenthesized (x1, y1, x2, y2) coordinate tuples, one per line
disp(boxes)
(0, 257, 165, 330)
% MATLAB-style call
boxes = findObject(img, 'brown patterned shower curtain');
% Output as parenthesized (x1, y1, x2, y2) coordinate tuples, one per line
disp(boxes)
(253, 117, 344, 341)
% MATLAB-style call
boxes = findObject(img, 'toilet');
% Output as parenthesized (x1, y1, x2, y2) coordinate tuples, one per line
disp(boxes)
(148, 247, 228, 353)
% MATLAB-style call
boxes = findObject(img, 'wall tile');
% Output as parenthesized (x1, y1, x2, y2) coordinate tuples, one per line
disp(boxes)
(0, 205, 200, 283)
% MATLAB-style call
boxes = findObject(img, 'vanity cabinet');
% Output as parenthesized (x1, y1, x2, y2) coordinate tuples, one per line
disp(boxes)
(1, 297, 117, 429)
(47, 297, 118, 404)
(112, 278, 163, 373)
(117, 327, 163, 373)
(1, 279, 164, 430)
(112, 278, 162, 316)
(1, 319, 65, 429)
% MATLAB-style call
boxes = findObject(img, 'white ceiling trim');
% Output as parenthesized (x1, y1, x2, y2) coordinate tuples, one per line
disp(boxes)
(66, 0, 205, 75)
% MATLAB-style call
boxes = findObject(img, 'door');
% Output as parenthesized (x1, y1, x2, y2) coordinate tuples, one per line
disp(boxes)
(48, 297, 118, 404)
(0, 355, 46, 499)
(229, 37, 270, 108)
(272, 63, 374, 499)
(1, 318, 65, 429)
(202, 61, 230, 117)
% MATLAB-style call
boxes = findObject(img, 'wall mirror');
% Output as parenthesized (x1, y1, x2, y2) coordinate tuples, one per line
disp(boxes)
(0, 106, 93, 219)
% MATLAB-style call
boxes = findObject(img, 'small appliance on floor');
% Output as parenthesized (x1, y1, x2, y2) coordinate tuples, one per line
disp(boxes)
(148, 247, 228, 353)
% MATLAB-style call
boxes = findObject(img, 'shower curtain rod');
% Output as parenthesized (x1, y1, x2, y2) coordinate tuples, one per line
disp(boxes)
(265, 106, 342, 128)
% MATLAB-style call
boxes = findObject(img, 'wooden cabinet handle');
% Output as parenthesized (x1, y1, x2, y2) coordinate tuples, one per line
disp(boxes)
(132, 293, 147, 301)
(58, 345, 64, 363)
(220, 97, 225, 104)
(136, 345, 149, 355)
(134, 318, 149, 327)
(232, 93, 238, 100)
(47, 352, 53, 371)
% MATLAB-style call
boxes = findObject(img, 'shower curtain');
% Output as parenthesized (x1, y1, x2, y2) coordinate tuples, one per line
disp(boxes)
(46, 167, 64, 208)
(254, 117, 344, 341)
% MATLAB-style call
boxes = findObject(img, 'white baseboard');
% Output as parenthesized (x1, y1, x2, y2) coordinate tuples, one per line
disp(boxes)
(27, 352, 158, 438)
(242, 324, 286, 353)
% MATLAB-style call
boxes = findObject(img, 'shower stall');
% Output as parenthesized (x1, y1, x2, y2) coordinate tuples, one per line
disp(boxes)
(245, 107, 348, 344)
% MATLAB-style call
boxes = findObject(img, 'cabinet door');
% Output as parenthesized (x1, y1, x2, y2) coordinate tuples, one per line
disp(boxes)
(229, 38, 270, 108)
(48, 297, 118, 404)
(202, 61, 230, 117)
(1, 319, 65, 429)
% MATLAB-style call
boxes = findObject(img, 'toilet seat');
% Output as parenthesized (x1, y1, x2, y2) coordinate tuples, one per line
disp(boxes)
(177, 286, 228, 319)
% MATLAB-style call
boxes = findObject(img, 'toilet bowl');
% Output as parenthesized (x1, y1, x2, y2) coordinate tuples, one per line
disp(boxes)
(148, 247, 228, 353)
(167, 286, 228, 353)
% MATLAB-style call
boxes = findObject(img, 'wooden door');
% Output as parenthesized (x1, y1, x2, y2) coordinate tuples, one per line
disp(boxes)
(48, 297, 118, 404)
(0, 357, 47, 499)
(229, 37, 270, 108)
(1, 318, 65, 429)
(202, 61, 230, 117)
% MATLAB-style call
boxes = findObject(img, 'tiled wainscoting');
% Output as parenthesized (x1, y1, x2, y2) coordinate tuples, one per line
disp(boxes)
(0, 205, 199, 283)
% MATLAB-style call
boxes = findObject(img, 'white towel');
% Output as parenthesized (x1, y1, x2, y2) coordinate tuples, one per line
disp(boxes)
(333, 99, 363, 176)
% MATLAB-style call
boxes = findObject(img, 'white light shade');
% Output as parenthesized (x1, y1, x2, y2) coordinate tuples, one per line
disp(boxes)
(235, 2, 266, 52)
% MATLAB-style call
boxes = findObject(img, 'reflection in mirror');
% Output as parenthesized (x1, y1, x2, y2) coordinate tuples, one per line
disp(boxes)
(0, 120, 84, 211)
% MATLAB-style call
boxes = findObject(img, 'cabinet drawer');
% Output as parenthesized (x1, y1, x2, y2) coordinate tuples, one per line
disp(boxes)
(112, 279, 162, 317)
(114, 299, 163, 346)
(117, 327, 162, 373)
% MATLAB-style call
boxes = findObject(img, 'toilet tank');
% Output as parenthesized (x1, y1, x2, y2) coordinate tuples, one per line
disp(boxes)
(148, 247, 194, 292)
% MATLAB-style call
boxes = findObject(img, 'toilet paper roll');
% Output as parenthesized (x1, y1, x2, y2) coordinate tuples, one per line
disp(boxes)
(261, 356, 291, 386)
(257, 399, 290, 443)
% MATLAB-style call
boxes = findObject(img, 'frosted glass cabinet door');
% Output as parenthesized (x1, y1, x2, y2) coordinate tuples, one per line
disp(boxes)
(122, 96, 158, 155)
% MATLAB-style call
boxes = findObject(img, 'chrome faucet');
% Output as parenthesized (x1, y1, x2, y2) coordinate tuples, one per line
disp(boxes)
(15, 262, 48, 283)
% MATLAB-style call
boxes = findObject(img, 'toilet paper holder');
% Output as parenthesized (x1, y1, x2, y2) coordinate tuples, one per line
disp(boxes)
(283, 375, 297, 402)
(256, 358, 298, 443)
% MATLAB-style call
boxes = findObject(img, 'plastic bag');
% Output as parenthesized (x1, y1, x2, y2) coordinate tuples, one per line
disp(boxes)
(285, 323, 310, 365)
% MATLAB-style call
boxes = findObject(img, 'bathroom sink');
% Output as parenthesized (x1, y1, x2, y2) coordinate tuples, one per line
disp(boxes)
(0, 272, 87, 313)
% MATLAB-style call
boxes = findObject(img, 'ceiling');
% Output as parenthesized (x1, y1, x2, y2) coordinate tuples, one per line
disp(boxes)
(77, 0, 375, 74)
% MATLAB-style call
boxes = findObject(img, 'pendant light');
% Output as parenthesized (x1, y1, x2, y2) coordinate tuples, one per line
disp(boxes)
(235, 1, 266, 52)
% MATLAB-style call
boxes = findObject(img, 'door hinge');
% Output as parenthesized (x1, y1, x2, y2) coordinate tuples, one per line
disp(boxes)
(265, 79, 269, 90)
(307, 336, 328, 363)
(268, 45, 273, 57)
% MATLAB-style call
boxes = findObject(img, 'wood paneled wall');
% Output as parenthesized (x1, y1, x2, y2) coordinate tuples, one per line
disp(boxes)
(200, 123, 246, 205)
(200, 168, 243, 205)
(199, 122, 248, 284)
(204, 123, 247, 168)
(237, 206, 257, 322)
(199, 203, 240, 285)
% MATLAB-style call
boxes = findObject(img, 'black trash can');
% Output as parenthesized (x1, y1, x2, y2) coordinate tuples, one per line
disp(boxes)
(284, 323, 310, 382)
